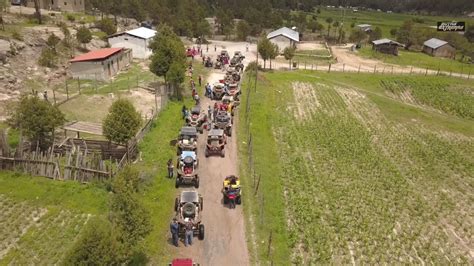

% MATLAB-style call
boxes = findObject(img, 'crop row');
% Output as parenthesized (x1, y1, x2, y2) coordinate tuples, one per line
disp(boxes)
(380, 78, 474, 119)
(0, 196, 89, 264)
(273, 81, 472, 264)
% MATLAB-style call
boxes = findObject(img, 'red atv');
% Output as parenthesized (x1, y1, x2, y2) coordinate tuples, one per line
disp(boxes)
(169, 258, 199, 266)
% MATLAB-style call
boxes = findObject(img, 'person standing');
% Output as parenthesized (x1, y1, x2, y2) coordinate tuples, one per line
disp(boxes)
(214, 44, 216, 52)
(170, 218, 179, 247)
(182, 105, 187, 119)
(184, 218, 193, 247)
(208, 105, 212, 121)
(167, 159, 174, 178)
(198, 75, 202, 87)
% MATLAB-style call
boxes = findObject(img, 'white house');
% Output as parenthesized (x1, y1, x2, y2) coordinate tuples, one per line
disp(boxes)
(266, 27, 300, 53)
(108, 27, 157, 59)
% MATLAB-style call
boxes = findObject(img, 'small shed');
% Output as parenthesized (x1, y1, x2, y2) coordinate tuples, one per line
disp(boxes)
(69, 48, 132, 81)
(267, 27, 300, 53)
(356, 24, 372, 32)
(422, 38, 456, 59)
(108, 27, 157, 59)
(371, 38, 403, 55)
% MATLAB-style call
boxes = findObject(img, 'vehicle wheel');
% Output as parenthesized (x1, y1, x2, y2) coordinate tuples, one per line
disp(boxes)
(174, 198, 179, 212)
(198, 224, 205, 240)
(199, 196, 203, 211)
(227, 129, 232, 137)
(175, 178, 180, 188)
(194, 178, 200, 188)
(237, 196, 242, 205)
(221, 149, 225, 158)
(223, 196, 228, 204)
(205, 149, 209, 158)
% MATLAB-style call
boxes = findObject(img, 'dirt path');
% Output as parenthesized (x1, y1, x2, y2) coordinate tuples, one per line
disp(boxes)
(174, 42, 254, 265)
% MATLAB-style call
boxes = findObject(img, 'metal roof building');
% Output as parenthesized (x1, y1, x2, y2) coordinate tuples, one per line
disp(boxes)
(108, 27, 157, 59)
(371, 38, 403, 55)
(267, 27, 300, 53)
(422, 38, 455, 59)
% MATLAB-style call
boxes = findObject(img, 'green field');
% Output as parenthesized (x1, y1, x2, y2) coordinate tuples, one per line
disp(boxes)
(0, 172, 108, 264)
(357, 47, 473, 74)
(315, 7, 474, 38)
(239, 70, 474, 264)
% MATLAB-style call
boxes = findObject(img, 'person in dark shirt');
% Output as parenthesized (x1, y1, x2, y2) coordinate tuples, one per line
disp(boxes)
(170, 218, 179, 247)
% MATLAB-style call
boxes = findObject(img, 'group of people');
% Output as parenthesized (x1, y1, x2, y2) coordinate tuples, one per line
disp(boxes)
(170, 217, 195, 247)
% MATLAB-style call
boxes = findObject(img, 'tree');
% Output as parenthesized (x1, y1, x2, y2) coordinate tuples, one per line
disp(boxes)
(103, 99, 142, 145)
(46, 33, 60, 51)
(269, 43, 279, 69)
(76, 26, 92, 46)
(33, 0, 42, 24)
(325, 17, 333, 37)
(369, 26, 382, 42)
(396, 20, 416, 50)
(64, 218, 122, 265)
(236, 20, 251, 41)
(38, 47, 57, 67)
(390, 28, 398, 37)
(166, 62, 186, 99)
(8, 95, 65, 150)
(332, 21, 340, 37)
(283, 46, 296, 69)
(465, 26, 474, 43)
(110, 167, 152, 250)
(349, 29, 367, 44)
(0, 0, 9, 31)
(149, 24, 186, 90)
(257, 37, 273, 69)
(195, 20, 211, 39)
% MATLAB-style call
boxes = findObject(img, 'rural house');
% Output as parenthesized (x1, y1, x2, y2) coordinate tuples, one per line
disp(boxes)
(26, 0, 85, 12)
(356, 24, 372, 32)
(108, 27, 157, 59)
(69, 48, 132, 81)
(371, 38, 403, 55)
(422, 38, 456, 59)
(267, 27, 300, 53)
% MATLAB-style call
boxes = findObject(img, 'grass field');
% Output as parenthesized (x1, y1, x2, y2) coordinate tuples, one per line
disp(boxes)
(357, 47, 474, 74)
(0, 172, 108, 264)
(315, 7, 474, 38)
(239, 70, 474, 264)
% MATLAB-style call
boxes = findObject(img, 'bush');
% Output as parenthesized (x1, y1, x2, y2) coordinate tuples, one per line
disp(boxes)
(11, 30, 23, 41)
(245, 61, 260, 73)
(97, 18, 117, 35)
(66, 14, 75, 22)
(38, 48, 57, 68)
(76, 26, 92, 44)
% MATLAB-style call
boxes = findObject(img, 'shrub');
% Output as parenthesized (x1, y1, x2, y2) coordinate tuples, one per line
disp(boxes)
(11, 30, 23, 41)
(103, 99, 142, 145)
(38, 48, 57, 68)
(97, 18, 117, 35)
(76, 26, 92, 44)
(66, 14, 75, 22)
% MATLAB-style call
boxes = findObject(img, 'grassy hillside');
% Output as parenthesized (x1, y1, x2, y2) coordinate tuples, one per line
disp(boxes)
(239, 70, 474, 264)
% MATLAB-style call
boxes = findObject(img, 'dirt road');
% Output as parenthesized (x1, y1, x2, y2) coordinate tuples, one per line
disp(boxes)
(173, 41, 256, 265)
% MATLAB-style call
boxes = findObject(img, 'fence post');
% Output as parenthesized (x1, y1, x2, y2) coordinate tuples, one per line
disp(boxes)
(254, 174, 261, 195)
(311, 64, 313, 70)
(468, 69, 471, 80)
(267, 230, 273, 257)
(373, 65, 377, 73)
(304, 61, 306, 70)
(410, 66, 413, 75)
(343, 64, 345, 72)
(437, 68, 440, 76)
(65, 80, 69, 100)
(358, 64, 361, 73)
(391, 66, 394, 74)
(328, 64, 331, 73)
(94, 74, 98, 92)
(52, 89, 56, 105)
(425, 68, 428, 76)
(77, 78, 81, 94)
(128, 76, 130, 91)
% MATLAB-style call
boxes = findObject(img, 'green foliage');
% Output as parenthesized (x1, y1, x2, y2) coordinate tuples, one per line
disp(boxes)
(103, 99, 142, 144)
(396, 20, 427, 49)
(349, 29, 367, 44)
(46, 33, 60, 50)
(66, 14, 75, 22)
(236, 20, 251, 41)
(11, 30, 23, 41)
(64, 218, 122, 265)
(166, 62, 186, 98)
(465, 26, 474, 43)
(8, 95, 65, 149)
(369, 26, 382, 42)
(110, 167, 152, 250)
(257, 37, 275, 69)
(283, 46, 296, 68)
(38, 47, 57, 67)
(149, 24, 185, 83)
(390, 28, 398, 37)
(76, 26, 92, 44)
(96, 18, 117, 35)
(308, 20, 324, 34)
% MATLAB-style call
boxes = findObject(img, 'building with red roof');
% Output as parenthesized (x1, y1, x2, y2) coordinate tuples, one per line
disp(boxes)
(69, 48, 132, 81)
